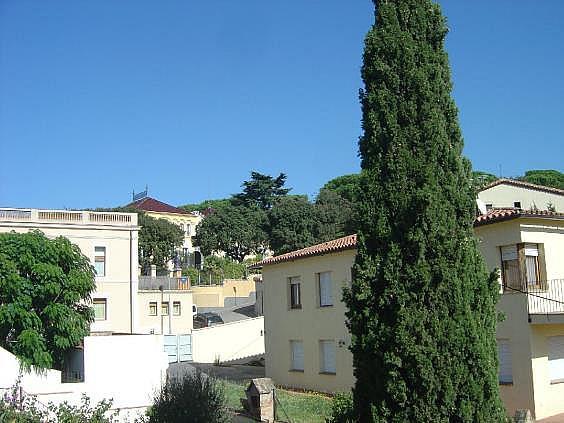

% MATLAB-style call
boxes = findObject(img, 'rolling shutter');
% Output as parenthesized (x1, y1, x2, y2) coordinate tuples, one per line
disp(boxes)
(498, 340, 513, 384)
(319, 272, 333, 306)
(548, 336, 564, 383)
(320, 340, 336, 374)
(291, 341, 304, 371)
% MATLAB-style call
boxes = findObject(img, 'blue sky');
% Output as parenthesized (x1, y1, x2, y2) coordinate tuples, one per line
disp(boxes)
(1, 1, 563, 210)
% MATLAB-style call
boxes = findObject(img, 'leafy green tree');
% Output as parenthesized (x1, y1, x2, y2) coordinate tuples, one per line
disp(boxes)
(321, 173, 362, 204)
(267, 195, 317, 255)
(519, 169, 564, 190)
(0, 231, 95, 370)
(194, 203, 267, 262)
(314, 188, 355, 242)
(179, 199, 232, 214)
(471, 170, 497, 191)
(138, 214, 184, 273)
(344, 0, 505, 421)
(232, 171, 291, 210)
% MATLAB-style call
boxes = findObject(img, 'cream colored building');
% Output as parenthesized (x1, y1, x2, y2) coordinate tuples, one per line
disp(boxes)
(0, 208, 140, 334)
(260, 209, 564, 420)
(127, 194, 203, 268)
(478, 179, 564, 212)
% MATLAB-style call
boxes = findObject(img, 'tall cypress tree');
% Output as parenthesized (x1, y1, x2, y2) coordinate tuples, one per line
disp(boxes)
(344, 0, 506, 421)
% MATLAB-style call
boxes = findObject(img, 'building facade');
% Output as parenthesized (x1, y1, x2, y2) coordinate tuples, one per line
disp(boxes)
(478, 179, 564, 212)
(0, 208, 140, 334)
(260, 209, 564, 420)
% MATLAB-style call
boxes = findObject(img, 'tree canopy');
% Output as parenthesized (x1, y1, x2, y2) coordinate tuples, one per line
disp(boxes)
(519, 169, 564, 190)
(194, 203, 267, 262)
(344, 0, 504, 421)
(138, 214, 184, 272)
(232, 171, 291, 210)
(0, 231, 96, 370)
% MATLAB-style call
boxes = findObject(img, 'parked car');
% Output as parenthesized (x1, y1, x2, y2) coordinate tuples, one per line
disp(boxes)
(193, 312, 224, 329)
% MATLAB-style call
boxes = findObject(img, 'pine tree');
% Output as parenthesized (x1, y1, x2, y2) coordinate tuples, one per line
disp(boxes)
(344, 1, 506, 421)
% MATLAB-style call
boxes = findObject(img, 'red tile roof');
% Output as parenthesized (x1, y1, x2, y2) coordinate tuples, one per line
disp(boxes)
(479, 178, 564, 196)
(127, 197, 189, 215)
(254, 234, 357, 267)
(474, 208, 564, 226)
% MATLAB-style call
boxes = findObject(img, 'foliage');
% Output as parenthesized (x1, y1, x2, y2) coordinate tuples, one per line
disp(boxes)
(345, 0, 505, 421)
(146, 372, 229, 423)
(0, 380, 116, 422)
(315, 188, 356, 242)
(179, 199, 232, 214)
(194, 203, 267, 262)
(202, 255, 247, 279)
(519, 169, 564, 190)
(138, 214, 184, 273)
(471, 170, 497, 191)
(321, 173, 362, 204)
(0, 231, 95, 370)
(268, 195, 317, 255)
(326, 393, 354, 423)
(232, 171, 291, 210)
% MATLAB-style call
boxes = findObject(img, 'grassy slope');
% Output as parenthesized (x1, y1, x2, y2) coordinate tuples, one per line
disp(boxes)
(222, 379, 332, 423)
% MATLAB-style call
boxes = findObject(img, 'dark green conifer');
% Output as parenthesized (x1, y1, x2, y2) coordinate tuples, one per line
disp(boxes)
(344, 0, 506, 421)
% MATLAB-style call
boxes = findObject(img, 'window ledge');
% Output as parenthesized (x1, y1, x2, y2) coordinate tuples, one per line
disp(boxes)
(319, 372, 336, 376)
(319, 305, 334, 308)
(550, 379, 564, 385)
(288, 369, 304, 373)
(290, 306, 302, 310)
(499, 381, 513, 386)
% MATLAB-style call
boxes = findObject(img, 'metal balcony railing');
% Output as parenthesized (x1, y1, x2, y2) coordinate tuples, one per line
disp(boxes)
(138, 276, 191, 291)
(504, 279, 564, 319)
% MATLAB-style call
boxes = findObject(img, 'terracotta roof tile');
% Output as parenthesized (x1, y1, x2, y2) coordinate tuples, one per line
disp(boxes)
(479, 178, 564, 196)
(474, 208, 564, 226)
(127, 197, 189, 215)
(254, 234, 357, 267)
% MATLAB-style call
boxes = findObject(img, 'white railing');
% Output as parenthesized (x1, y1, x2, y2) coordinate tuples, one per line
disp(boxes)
(0, 208, 138, 227)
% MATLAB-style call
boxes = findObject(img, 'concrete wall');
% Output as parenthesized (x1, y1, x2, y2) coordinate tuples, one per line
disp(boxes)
(0, 211, 139, 334)
(478, 184, 564, 211)
(137, 290, 194, 334)
(192, 278, 256, 308)
(191, 317, 264, 363)
(0, 334, 168, 421)
(263, 250, 356, 393)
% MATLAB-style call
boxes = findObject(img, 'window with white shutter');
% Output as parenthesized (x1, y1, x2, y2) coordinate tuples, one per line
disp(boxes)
(548, 336, 564, 384)
(320, 340, 336, 374)
(498, 339, 513, 384)
(290, 340, 304, 371)
(318, 272, 333, 307)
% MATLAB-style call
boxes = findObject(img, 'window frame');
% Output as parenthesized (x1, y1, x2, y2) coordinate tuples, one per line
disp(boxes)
(319, 339, 337, 375)
(162, 301, 169, 316)
(290, 340, 304, 372)
(500, 243, 547, 292)
(173, 301, 181, 316)
(94, 246, 106, 277)
(93, 298, 107, 321)
(149, 301, 158, 316)
(318, 271, 333, 307)
(497, 339, 513, 385)
(289, 276, 302, 310)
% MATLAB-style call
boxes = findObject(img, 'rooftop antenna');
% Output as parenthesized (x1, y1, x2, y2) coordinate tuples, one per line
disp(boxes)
(499, 164, 502, 178)
(132, 185, 149, 202)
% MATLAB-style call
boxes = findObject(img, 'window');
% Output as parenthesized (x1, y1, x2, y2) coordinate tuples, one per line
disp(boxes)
(290, 340, 304, 371)
(486, 204, 493, 211)
(500, 243, 546, 291)
(289, 277, 301, 309)
(162, 302, 169, 316)
(186, 224, 192, 235)
(514, 201, 521, 208)
(149, 302, 157, 316)
(498, 339, 513, 384)
(93, 299, 107, 321)
(548, 336, 564, 384)
(320, 340, 336, 374)
(94, 247, 106, 277)
(318, 272, 333, 307)
(173, 301, 181, 316)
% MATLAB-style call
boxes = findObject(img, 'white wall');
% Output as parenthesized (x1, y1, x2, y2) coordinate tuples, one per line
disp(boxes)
(0, 334, 168, 421)
(191, 317, 264, 363)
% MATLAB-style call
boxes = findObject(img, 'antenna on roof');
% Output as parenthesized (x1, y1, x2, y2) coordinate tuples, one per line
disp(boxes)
(499, 164, 502, 178)
(132, 185, 149, 202)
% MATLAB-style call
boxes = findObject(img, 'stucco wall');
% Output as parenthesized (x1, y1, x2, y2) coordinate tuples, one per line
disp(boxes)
(263, 250, 356, 393)
(137, 290, 194, 334)
(478, 184, 564, 211)
(191, 317, 264, 363)
(191, 278, 256, 308)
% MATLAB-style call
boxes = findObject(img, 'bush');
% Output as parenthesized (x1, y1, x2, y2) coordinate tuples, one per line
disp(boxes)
(146, 372, 229, 423)
(326, 392, 354, 423)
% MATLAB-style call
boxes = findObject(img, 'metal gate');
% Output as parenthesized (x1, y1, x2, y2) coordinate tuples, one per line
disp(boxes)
(164, 334, 193, 363)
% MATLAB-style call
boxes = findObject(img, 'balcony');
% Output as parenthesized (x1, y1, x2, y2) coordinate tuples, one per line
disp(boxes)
(0, 208, 138, 227)
(505, 279, 564, 323)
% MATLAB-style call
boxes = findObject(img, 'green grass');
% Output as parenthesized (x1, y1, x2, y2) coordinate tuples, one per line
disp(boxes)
(221, 379, 333, 423)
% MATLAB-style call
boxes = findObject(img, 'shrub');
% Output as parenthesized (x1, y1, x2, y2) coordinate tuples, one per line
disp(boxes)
(146, 372, 229, 423)
(326, 393, 354, 423)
